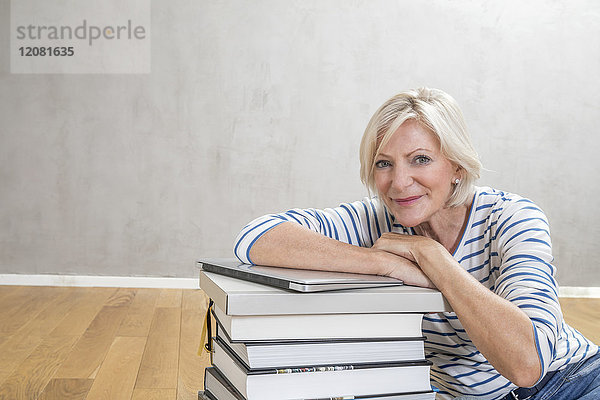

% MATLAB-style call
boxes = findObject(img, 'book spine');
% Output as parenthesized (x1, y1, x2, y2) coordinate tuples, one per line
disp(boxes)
(305, 397, 356, 400)
(276, 365, 355, 374)
(201, 262, 292, 290)
(259, 360, 431, 375)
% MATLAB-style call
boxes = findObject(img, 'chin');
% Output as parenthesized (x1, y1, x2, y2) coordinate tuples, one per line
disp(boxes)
(390, 213, 423, 229)
(398, 220, 421, 229)
(383, 204, 421, 228)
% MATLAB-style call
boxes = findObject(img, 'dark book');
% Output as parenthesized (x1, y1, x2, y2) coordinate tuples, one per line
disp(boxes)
(211, 336, 432, 400)
(203, 367, 244, 400)
(199, 259, 403, 292)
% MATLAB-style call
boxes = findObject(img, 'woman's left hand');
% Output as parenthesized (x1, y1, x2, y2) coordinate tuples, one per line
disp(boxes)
(373, 232, 449, 277)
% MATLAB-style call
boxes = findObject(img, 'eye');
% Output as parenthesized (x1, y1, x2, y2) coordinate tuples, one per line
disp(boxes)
(375, 160, 392, 169)
(413, 155, 431, 165)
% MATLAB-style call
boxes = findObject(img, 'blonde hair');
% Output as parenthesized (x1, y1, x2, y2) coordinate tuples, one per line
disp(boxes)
(359, 87, 481, 207)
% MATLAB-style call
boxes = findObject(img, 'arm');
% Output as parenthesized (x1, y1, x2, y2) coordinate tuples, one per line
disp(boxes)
(233, 199, 433, 287)
(416, 237, 541, 387)
(250, 221, 433, 287)
(374, 202, 559, 387)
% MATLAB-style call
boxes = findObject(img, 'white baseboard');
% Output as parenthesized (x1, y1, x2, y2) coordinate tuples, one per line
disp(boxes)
(0, 274, 598, 296)
(0, 274, 199, 289)
(559, 286, 600, 298)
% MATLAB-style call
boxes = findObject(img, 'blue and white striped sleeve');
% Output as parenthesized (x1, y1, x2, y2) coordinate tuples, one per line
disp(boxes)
(233, 198, 391, 264)
(492, 199, 561, 381)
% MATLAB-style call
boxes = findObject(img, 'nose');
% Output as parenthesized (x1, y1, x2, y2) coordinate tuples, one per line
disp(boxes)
(390, 165, 414, 192)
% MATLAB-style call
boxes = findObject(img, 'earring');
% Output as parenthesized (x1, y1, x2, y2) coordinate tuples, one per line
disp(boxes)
(453, 178, 460, 185)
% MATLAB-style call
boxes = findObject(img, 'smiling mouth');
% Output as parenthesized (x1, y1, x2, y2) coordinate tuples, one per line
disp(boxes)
(393, 196, 422, 206)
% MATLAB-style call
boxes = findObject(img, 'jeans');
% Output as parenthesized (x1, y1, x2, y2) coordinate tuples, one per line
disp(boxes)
(531, 351, 600, 400)
(454, 351, 600, 400)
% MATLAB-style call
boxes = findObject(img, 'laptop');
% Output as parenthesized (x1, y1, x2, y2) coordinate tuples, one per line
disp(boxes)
(198, 258, 403, 292)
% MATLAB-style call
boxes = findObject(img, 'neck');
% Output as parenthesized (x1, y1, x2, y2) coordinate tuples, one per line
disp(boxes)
(413, 199, 473, 254)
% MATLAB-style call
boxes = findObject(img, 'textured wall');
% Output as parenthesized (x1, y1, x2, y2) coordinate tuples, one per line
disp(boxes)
(1, 1, 599, 285)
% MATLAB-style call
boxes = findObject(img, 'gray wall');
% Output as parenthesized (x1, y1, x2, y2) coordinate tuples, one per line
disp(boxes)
(1, 1, 599, 285)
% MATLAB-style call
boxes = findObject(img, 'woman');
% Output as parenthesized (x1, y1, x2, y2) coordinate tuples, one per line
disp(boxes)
(233, 88, 599, 399)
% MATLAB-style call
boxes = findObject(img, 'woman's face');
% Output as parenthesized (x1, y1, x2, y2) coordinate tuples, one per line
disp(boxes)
(373, 119, 459, 228)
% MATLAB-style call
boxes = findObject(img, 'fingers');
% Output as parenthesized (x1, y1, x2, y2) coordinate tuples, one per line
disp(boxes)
(373, 236, 416, 261)
(379, 232, 406, 240)
(373, 248, 433, 287)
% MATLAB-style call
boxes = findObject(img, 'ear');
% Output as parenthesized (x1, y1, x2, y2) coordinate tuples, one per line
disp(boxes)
(452, 164, 462, 181)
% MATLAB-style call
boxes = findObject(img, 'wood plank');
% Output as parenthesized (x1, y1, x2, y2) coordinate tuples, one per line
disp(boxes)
(38, 379, 93, 400)
(0, 335, 78, 400)
(182, 289, 209, 311)
(0, 285, 18, 293)
(177, 290, 211, 400)
(85, 336, 147, 400)
(0, 335, 43, 387)
(0, 287, 63, 336)
(0, 286, 39, 320)
(132, 388, 177, 400)
(560, 297, 600, 344)
(105, 288, 137, 307)
(0, 286, 19, 303)
(156, 289, 183, 308)
(50, 288, 117, 337)
(117, 288, 159, 337)
(15, 287, 87, 338)
(0, 287, 84, 386)
(135, 307, 181, 389)
(54, 305, 130, 379)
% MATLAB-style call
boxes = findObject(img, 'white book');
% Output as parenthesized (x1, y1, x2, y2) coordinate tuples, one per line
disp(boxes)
(202, 367, 436, 400)
(211, 338, 432, 400)
(215, 320, 426, 369)
(213, 304, 425, 342)
(200, 271, 451, 316)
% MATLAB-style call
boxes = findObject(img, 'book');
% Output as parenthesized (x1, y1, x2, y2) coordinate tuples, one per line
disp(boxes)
(215, 319, 426, 369)
(201, 367, 436, 400)
(203, 366, 244, 400)
(212, 303, 425, 342)
(211, 337, 432, 400)
(200, 271, 451, 316)
(199, 263, 447, 400)
(199, 258, 403, 292)
(215, 323, 426, 369)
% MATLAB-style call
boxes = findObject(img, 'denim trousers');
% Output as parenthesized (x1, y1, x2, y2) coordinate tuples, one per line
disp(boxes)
(454, 351, 600, 400)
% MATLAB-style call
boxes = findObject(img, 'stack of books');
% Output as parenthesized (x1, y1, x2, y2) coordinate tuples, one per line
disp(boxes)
(198, 270, 450, 400)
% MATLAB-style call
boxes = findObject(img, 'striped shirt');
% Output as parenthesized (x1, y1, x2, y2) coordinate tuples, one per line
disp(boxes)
(234, 186, 598, 399)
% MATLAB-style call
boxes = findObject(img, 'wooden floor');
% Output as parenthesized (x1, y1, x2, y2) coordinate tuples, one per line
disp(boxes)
(0, 286, 597, 400)
(0, 286, 211, 400)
